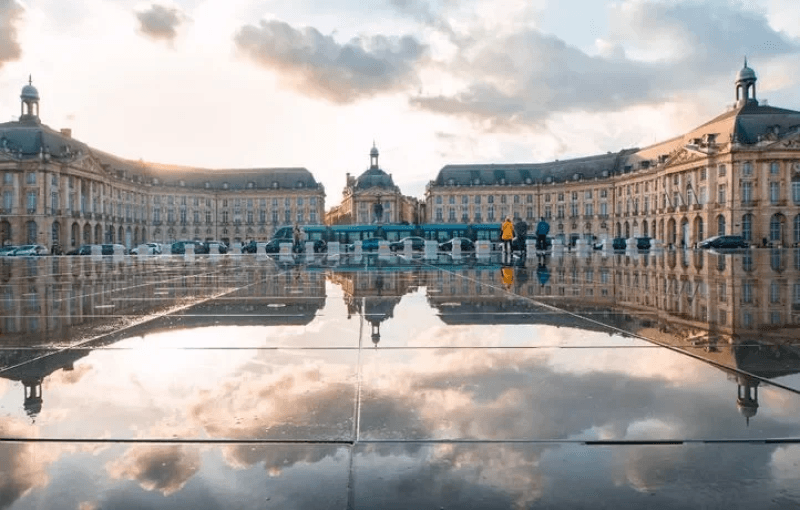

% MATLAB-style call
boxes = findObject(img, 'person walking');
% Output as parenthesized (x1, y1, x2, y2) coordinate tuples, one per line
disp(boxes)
(535, 217, 550, 251)
(501, 217, 514, 256)
(293, 224, 301, 253)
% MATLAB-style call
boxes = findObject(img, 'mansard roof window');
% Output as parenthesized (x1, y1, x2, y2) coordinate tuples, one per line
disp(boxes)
(223, 182, 229, 190)
(247, 181, 254, 189)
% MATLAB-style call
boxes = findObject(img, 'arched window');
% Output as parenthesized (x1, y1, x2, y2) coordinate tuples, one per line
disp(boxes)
(26, 220, 37, 244)
(794, 214, 800, 245)
(770, 214, 783, 242)
(717, 215, 726, 236)
(742, 214, 753, 242)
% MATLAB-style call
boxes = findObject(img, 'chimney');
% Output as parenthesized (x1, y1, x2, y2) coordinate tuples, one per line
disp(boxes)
(60, 128, 72, 138)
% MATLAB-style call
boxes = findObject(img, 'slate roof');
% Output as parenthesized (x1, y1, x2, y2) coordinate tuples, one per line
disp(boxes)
(354, 166, 397, 191)
(0, 119, 322, 191)
(433, 150, 638, 186)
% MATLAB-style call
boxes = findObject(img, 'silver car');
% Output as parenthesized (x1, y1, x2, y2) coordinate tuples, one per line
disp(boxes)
(10, 244, 49, 256)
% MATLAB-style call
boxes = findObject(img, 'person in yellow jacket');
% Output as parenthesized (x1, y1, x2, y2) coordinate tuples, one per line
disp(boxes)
(501, 217, 514, 255)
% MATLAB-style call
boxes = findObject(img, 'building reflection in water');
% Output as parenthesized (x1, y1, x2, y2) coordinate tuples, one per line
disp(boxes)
(1, 249, 799, 423)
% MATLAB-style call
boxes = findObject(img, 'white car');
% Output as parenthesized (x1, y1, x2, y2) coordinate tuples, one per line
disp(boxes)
(130, 242, 162, 255)
(11, 244, 49, 256)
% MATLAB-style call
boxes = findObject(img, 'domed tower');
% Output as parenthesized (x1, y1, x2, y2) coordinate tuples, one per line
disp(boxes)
(736, 374, 759, 426)
(20, 75, 41, 123)
(735, 58, 757, 107)
(370, 142, 379, 169)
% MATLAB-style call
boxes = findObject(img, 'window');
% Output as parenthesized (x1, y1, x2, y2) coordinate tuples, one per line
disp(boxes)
(500, 195, 506, 204)
(718, 215, 726, 236)
(572, 192, 578, 201)
(600, 189, 607, 198)
(26, 172, 36, 184)
(770, 182, 780, 203)
(770, 281, 780, 304)
(700, 168, 707, 181)
(584, 203, 593, 216)
(770, 162, 780, 175)
(3, 172, 11, 184)
(557, 193, 564, 202)
(585, 190, 592, 200)
(793, 180, 800, 203)
(545, 193, 551, 202)
(26, 191, 36, 211)
(462, 195, 469, 204)
(526, 194, 533, 203)
(487, 195, 494, 204)
(771, 215, 782, 241)
(599, 203, 608, 216)
(742, 181, 752, 204)
(310, 197, 317, 206)
(434, 196, 442, 205)
(742, 162, 752, 175)
(718, 165, 726, 177)
(742, 214, 753, 242)
(718, 184, 726, 204)
(794, 214, 800, 244)
(3, 190, 12, 211)
(514, 195, 520, 204)
(699, 186, 707, 205)
(557, 205, 564, 219)
(526, 207, 533, 219)
(449, 195, 455, 204)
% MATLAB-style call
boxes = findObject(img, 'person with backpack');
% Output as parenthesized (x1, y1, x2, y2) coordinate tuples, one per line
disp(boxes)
(535, 217, 550, 251)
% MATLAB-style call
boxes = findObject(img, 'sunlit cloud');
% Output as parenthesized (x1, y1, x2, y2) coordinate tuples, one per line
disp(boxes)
(135, 3, 186, 43)
(234, 18, 427, 103)
(107, 444, 201, 495)
(0, 0, 24, 67)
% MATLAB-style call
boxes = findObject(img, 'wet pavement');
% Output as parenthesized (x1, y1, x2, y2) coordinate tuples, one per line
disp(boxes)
(1, 249, 800, 509)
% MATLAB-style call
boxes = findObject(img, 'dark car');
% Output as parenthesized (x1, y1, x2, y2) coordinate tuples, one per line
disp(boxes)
(0, 245, 18, 256)
(361, 238, 382, 251)
(296, 239, 327, 253)
(612, 237, 627, 250)
(439, 237, 475, 252)
(204, 241, 228, 254)
(636, 237, 652, 250)
(171, 240, 208, 254)
(390, 236, 426, 251)
(698, 235, 748, 249)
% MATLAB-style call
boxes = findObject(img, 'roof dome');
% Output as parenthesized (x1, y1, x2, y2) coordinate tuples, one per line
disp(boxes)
(736, 62, 756, 82)
(21, 80, 39, 101)
(354, 167, 395, 190)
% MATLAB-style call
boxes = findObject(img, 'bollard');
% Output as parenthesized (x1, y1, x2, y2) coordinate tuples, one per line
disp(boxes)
(452, 240, 461, 257)
(209, 244, 219, 255)
(184, 243, 195, 255)
(424, 240, 437, 259)
(353, 240, 362, 256)
(327, 241, 340, 256)
(403, 238, 413, 256)
(476, 240, 490, 256)
(378, 240, 390, 256)
(279, 242, 292, 256)
(305, 241, 315, 254)
(91, 245, 102, 256)
(136, 244, 150, 256)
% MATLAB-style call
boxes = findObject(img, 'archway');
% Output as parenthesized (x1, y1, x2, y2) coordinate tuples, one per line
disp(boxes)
(71, 223, 79, 247)
(615, 222, 621, 238)
(118, 226, 125, 245)
(680, 217, 689, 248)
(51, 221, 61, 246)
(624, 221, 630, 238)
(0, 221, 10, 245)
(693, 217, 704, 246)
(770, 213, 786, 246)
(94, 224, 101, 244)
(742, 213, 753, 243)
(667, 218, 676, 247)
(83, 224, 91, 244)
(26, 220, 37, 244)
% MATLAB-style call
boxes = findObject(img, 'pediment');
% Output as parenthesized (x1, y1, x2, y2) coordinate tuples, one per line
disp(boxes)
(765, 131, 800, 150)
(664, 148, 707, 167)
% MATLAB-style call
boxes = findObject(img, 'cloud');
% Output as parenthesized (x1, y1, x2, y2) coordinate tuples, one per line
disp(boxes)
(106, 445, 200, 496)
(234, 19, 427, 103)
(410, 0, 800, 130)
(135, 4, 185, 42)
(0, 0, 23, 67)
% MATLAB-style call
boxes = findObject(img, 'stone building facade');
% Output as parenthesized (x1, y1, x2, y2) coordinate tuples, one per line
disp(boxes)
(0, 81, 325, 250)
(326, 144, 419, 225)
(426, 63, 800, 248)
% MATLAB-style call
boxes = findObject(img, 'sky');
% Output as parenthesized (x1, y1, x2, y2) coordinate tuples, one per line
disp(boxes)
(1, 0, 800, 202)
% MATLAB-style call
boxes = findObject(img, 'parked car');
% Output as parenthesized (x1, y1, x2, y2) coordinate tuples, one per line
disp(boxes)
(390, 236, 426, 251)
(636, 237, 652, 250)
(0, 245, 18, 256)
(698, 235, 748, 249)
(439, 237, 475, 252)
(361, 238, 382, 251)
(130, 242, 162, 255)
(9, 244, 49, 256)
(171, 240, 208, 254)
(204, 241, 228, 254)
(612, 237, 627, 250)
